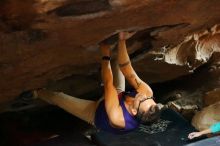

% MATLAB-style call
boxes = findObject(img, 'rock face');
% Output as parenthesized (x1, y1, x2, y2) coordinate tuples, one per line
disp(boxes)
(192, 102, 220, 131)
(203, 88, 220, 107)
(0, 0, 220, 113)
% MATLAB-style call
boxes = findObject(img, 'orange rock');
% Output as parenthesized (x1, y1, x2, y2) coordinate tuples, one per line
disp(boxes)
(192, 102, 220, 131)
(203, 88, 220, 107)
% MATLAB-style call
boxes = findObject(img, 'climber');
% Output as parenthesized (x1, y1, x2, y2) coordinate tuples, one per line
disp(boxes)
(35, 31, 160, 134)
(188, 122, 220, 139)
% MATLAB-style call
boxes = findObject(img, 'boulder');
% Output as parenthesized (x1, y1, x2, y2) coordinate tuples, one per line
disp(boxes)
(192, 102, 220, 131)
(0, 0, 220, 113)
(203, 88, 220, 107)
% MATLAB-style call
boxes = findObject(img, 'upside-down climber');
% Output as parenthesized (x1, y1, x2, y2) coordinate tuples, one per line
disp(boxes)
(35, 31, 160, 134)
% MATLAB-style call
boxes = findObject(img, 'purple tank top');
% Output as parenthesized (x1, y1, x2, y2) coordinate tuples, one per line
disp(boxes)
(94, 93, 140, 134)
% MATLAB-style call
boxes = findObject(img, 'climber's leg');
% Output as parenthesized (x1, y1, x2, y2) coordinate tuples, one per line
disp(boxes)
(37, 89, 97, 125)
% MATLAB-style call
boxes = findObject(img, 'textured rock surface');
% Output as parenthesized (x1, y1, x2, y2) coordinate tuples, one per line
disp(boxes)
(0, 0, 220, 112)
(203, 88, 220, 107)
(192, 102, 220, 131)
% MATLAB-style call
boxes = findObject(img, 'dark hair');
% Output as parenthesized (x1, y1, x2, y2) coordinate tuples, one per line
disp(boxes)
(136, 104, 161, 125)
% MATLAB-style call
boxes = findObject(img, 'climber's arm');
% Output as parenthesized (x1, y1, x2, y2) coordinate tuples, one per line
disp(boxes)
(117, 32, 153, 97)
(100, 44, 125, 128)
